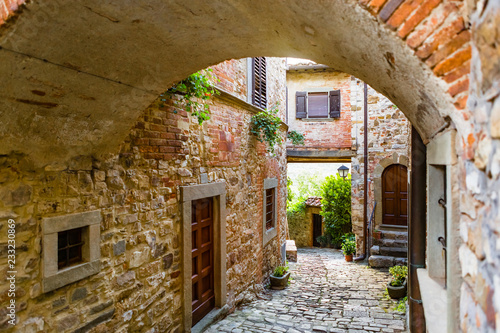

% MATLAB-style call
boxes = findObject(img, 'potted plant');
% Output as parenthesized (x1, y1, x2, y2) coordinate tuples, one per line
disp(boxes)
(269, 262, 290, 290)
(387, 265, 408, 299)
(373, 229, 382, 240)
(341, 238, 356, 262)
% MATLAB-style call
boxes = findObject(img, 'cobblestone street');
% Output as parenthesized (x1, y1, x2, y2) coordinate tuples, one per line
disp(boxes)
(206, 248, 406, 333)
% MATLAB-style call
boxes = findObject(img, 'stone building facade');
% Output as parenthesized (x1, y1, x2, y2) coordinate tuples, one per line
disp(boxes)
(0, 58, 288, 332)
(350, 82, 411, 262)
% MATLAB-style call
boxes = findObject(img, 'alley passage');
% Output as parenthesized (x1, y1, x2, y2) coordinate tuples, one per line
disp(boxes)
(206, 248, 406, 333)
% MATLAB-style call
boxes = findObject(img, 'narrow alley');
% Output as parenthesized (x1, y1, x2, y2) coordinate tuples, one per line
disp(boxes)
(206, 248, 406, 333)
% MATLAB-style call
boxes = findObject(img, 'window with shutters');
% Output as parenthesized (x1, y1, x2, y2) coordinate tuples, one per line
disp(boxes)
(251, 57, 267, 109)
(265, 188, 275, 230)
(296, 90, 341, 119)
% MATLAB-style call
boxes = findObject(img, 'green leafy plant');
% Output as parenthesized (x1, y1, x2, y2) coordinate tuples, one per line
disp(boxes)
(251, 104, 283, 153)
(165, 69, 220, 124)
(341, 238, 356, 256)
(273, 262, 289, 277)
(395, 296, 407, 312)
(287, 130, 305, 145)
(320, 175, 352, 246)
(389, 265, 408, 287)
(287, 177, 294, 204)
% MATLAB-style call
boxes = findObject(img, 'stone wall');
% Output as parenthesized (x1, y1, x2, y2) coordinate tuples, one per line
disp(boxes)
(0, 59, 288, 332)
(288, 206, 321, 248)
(350, 80, 411, 253)
(286, 70, 352, 151)
(458, 1, 500, 331)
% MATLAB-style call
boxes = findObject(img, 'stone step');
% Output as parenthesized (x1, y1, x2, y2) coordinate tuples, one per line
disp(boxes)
(286, 240, 297, 262)
(379, 246, 407, 257)
(373, 238, 408, 248)
(368, 255, 408, 268)
(379, 230, 408, 241)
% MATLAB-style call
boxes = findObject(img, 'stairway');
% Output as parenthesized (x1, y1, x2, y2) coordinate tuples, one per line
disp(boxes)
(368, 230, 408, 268)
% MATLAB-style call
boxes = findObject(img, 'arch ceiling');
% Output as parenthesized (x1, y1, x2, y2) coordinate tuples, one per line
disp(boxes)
(0, 0, 470, 164)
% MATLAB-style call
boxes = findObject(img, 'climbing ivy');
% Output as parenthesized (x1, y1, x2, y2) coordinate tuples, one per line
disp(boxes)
(287, 130, 305, 145)
(251, 104, 283, 153)
(164, 69, 220, 124)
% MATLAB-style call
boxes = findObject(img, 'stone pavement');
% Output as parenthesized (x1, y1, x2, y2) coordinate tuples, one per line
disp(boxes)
(205, 248, 406, 333)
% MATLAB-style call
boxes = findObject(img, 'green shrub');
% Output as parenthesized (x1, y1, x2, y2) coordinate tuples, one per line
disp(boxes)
(273, 262, 289, 277)
(395, 296, 408, 312)
(389, 265, 408, 287)
(341, 238, 356, 255)
(287, 130, 305, 145)
(320, 175, 352, 245)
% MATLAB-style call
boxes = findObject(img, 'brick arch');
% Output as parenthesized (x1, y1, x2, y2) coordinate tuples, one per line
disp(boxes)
(372, 153, 409, 230)
(0, 0, 470, 165)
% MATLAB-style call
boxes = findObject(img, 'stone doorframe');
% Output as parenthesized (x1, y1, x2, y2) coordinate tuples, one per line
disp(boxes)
(180, 182, 227, 332)
(373, 153, 409, 230)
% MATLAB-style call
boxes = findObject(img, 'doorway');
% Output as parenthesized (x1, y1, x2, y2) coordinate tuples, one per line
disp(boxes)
(382, 164, 408, 227)
(191, 198, 215, 326)
(312, 214, 322, 247)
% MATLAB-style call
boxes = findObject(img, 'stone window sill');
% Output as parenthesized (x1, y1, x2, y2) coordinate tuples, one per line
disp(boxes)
(417, 268, 447, 333)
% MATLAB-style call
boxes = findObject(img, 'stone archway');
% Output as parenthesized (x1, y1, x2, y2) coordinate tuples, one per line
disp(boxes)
(372, 153, 409, 230)
(0, 0, 469, 166)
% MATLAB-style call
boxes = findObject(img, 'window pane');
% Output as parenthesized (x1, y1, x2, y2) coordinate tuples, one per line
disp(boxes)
(308, 92, 328, 118)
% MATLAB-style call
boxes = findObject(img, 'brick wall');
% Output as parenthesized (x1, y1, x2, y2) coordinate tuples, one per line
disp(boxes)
(286, 70, 352, 150)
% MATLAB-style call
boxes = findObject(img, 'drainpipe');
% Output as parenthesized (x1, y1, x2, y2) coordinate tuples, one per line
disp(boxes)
(355, 82, 368, 261)
(409, 126, 426, 332)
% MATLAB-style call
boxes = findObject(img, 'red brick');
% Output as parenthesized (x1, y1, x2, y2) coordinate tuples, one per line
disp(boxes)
(443, 60, 470, 83)
(149, 138, 167, 146)
(448, 77, 469, 97)
(163, 119, 177, 126)
(454, 94, 468, 109)
(386, 0, 424, 29)
(134, 138, 149, 146)
(405, 2, 455, 48)
(167, 127, 182, 133)
(144, 131, 160, 138)
(160, 132, 176, 140)
(139, 146, 158, 153)
(150, 124, 166, 132)
(159, 146, 176, 153)
(415, 16, 464, 59)
(398, 0, 441, 38)
(433, 46, 471, 76)
(167, 140, 182, 147)
(369, 0, 389, 13)
(426, 30, 470, 67)
(219, 142, 228, 151)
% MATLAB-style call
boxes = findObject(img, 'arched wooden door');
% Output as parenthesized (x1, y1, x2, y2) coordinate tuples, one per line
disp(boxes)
(382, 164, 408, 227)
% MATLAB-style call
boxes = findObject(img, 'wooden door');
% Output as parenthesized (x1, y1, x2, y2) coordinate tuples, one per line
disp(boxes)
(312, 214, 322, 247)
(191, 198, 215, 326)
(382, 164, 408, 226)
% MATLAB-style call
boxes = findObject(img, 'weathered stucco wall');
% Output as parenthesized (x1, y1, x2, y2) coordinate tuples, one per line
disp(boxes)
(0, 59, 288, 332)
(286, 70, 352, 151)
(350, 80, 411, 253)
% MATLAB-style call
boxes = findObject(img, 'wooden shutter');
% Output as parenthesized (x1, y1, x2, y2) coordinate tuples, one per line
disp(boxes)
(296, 91, 307, 118)
(252, 57, 267, 109)
(329, 90, 341, 118)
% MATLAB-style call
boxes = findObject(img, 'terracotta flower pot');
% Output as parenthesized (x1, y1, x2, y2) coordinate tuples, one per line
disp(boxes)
(387, 279, 407, 299)
(270, 272, 290, 290)
(345, 254, 353, 262)
(373, 232, 382, 240)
